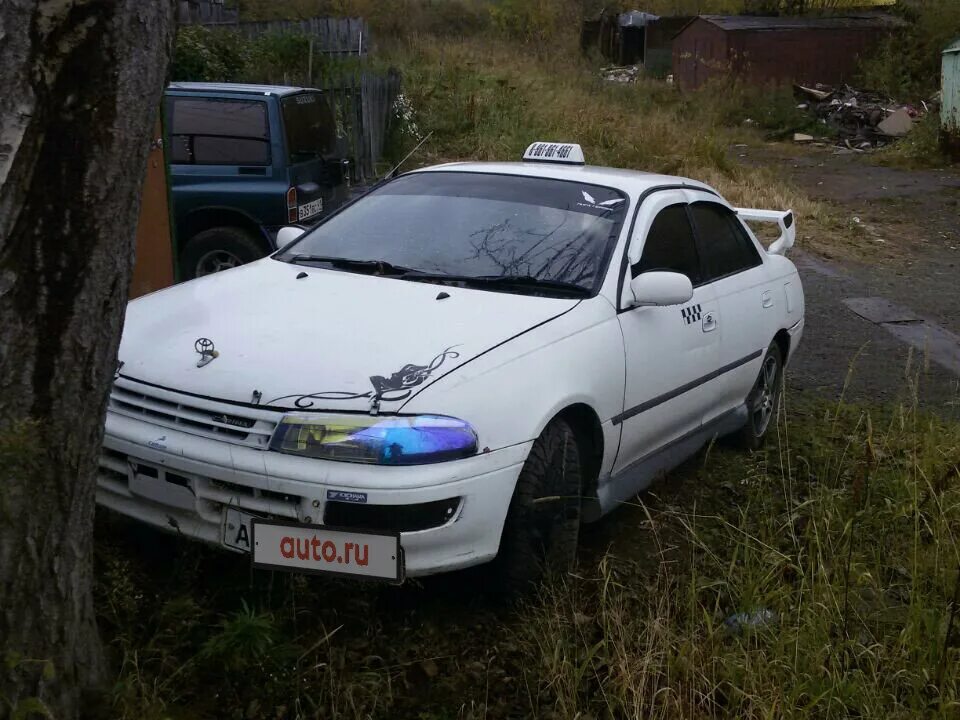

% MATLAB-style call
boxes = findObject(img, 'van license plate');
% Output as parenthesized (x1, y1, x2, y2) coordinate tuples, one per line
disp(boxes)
(298, 198, 323, 220)
(252, 518, 403, 583)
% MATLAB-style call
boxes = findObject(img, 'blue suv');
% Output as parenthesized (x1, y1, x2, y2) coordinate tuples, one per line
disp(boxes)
(164, 83, 350, 279)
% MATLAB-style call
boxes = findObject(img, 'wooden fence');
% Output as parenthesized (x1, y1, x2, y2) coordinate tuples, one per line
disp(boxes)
(238, 17, 369, 55)
(177, 0, 238, 26)
(179, 5, 369, 57)
(318, 68, 402, 181)
(178, 9, 394, 180)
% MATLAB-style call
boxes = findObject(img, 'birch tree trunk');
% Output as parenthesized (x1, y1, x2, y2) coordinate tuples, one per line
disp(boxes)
(0, 1, 175, 717)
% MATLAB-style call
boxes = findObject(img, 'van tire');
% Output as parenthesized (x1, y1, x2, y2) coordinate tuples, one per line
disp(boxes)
(494, 418, 582, 591)
(180, 227, 265, 280)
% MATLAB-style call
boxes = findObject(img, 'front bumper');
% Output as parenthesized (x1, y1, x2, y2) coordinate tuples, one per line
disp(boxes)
(98, 410, 529, 577)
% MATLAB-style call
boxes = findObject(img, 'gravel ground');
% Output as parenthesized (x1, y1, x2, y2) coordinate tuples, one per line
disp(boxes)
(740, 147, 960, 418)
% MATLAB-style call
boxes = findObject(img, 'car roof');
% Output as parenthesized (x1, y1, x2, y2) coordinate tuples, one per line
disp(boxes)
(166, 82, 314, 97)
(411, 161, 717, 198)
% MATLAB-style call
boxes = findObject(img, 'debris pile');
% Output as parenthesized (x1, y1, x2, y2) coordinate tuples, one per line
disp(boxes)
(794, 83, 937, 151)
(600, 64, 640, 83)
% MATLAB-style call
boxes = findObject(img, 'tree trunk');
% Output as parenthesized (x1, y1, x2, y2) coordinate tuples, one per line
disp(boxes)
(0, 1, 175, 717)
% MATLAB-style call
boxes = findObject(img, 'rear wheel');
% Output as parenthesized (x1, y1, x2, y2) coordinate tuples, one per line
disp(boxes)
(730, 341, 783, 450)
(494, 418, 582, 590)
(179, 226, 265, 280)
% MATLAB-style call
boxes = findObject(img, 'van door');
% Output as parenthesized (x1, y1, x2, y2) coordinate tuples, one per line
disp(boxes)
(280, 92, 347, 224)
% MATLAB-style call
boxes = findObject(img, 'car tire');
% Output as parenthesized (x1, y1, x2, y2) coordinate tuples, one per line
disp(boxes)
(180, 227, 265, 280)
(730, 341, 784, 451)
(494, 417, 582, 591)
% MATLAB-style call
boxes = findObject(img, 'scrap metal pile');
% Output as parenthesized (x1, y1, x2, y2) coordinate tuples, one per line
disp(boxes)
(794, 83, 937, 151)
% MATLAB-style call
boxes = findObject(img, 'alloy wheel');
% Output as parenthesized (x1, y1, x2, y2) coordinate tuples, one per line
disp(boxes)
(751, 354, 779, 436)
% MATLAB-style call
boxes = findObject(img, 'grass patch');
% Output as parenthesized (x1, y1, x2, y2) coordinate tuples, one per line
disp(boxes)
(876, 113, 952, 169)
(96, 382, 960, 718)
(382, 37, 845, 253)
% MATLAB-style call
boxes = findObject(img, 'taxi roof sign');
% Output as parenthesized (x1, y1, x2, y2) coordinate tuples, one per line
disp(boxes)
(523, 142, 585, 165)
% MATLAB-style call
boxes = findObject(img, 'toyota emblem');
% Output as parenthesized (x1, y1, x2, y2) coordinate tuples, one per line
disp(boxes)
(194, 337, 219, 367)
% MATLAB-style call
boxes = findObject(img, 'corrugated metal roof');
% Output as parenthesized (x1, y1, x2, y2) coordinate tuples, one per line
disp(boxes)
(944, 37, 960, 54)
(695, 13, 906, 32)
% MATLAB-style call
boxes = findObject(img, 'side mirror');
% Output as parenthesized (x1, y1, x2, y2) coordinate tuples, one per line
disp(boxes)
(276, 225, 306, 247)
(628, 271, 694, 307)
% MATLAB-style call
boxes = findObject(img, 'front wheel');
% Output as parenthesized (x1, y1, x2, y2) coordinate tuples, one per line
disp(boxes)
(493, 418, 583, 591)
(179, 226, 265, 280)
(730, 341, 783, 450)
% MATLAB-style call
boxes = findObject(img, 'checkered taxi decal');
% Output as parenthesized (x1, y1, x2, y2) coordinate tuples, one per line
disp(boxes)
(681, 304, 702, 325)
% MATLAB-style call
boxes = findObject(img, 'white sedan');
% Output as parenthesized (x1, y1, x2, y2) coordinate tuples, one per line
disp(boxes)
(98, 142, 804, 587)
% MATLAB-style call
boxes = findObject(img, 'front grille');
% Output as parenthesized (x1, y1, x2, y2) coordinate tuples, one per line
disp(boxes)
(97, 451, 301, 520)
(109, 384, 278, 449)
(324, 497, 461, 533)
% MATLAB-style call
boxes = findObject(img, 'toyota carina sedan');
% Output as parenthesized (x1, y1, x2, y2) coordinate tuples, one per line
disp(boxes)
(98, 142, 804, 587)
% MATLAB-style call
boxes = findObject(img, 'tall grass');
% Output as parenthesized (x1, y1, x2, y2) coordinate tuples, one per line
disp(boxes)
(382, 36, 852, 254)
(519, 394, 960, 718)
(95, 379, 960, 718)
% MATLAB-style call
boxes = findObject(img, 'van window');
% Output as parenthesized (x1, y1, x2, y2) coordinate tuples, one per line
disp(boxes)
(281, 93, 336, 163)
(167, 97, 270, 166)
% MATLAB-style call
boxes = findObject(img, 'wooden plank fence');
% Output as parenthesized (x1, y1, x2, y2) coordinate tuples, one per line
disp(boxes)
(177, 0, 239, 26)
(178, 8, 395, 180)
(318, 68, 402, 180)
(238, 17, 370, 56)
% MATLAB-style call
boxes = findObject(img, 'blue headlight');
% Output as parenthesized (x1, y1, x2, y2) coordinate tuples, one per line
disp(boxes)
(269, 414, 478, 465)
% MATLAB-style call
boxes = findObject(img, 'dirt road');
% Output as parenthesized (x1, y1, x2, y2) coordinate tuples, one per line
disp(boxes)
(741, 146, 960, 417)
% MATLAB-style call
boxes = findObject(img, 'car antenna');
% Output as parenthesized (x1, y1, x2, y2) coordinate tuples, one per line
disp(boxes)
(383, 130, 433, 180)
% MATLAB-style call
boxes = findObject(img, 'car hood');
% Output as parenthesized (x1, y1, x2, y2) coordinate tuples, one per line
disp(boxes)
(118, 258, 579, 412)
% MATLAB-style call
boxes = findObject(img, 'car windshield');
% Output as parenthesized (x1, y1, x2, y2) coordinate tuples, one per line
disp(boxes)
(281, 93, 336, 162)
(277, 172, 628, 293)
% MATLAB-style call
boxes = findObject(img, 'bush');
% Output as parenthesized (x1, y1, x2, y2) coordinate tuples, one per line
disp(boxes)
(172, 26, 251, 82)
(859, 0, 960, 101)
(173, 26, 315, 85)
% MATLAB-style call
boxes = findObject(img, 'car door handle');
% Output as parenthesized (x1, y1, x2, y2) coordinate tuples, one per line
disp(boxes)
(762, 291, 773, 308)
(702, 311, 718, 332)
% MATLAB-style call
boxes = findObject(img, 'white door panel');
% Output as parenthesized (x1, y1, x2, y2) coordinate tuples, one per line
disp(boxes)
(613, 190, 721, 475)
(706, 270, 771, 421)
(684, 192, 781, 424)
(614, 283, 720, 474)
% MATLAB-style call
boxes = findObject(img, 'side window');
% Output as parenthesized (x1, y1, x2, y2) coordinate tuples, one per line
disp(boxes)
(690, 202, 762, 281)
(634, 203, 701, 285)
(167, 97, 270, 166)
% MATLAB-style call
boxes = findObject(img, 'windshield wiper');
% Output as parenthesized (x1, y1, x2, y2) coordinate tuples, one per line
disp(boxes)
(288, 255, 419, 276)
(401, 272, 592, 297)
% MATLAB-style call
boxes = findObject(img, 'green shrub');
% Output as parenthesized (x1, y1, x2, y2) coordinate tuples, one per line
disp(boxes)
(172, 26, 251, 82)
(860, 0, 960, 101)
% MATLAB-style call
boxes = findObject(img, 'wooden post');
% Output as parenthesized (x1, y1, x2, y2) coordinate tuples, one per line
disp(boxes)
(308, 37, 314, 85)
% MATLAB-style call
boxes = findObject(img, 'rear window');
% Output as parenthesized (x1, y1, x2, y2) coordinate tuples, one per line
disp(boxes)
(281, 93, 336, 163)
(166, 97, 270, 166)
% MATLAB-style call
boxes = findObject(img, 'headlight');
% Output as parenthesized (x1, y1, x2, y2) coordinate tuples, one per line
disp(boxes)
(269, 413, 478, 465)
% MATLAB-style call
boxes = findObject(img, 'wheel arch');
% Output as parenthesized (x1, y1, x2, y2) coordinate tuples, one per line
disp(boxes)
(177, 207, 271, 253)
(773, 327, 790, 363)
(554, 403, 604, 524)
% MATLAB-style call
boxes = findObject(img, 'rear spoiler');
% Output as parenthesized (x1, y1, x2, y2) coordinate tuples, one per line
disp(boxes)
(735, 208, 796, 256)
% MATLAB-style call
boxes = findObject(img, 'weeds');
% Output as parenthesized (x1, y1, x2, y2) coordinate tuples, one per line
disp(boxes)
(96, 383, 960, 718)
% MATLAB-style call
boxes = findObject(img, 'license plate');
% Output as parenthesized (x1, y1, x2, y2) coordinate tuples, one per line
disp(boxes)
(251, 518, 404, 583)
(223, 507, 257, 552)
(298, 198, 323, 221)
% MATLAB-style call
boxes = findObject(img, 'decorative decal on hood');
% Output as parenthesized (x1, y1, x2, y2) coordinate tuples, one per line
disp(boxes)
(267, 346, 461, 410)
